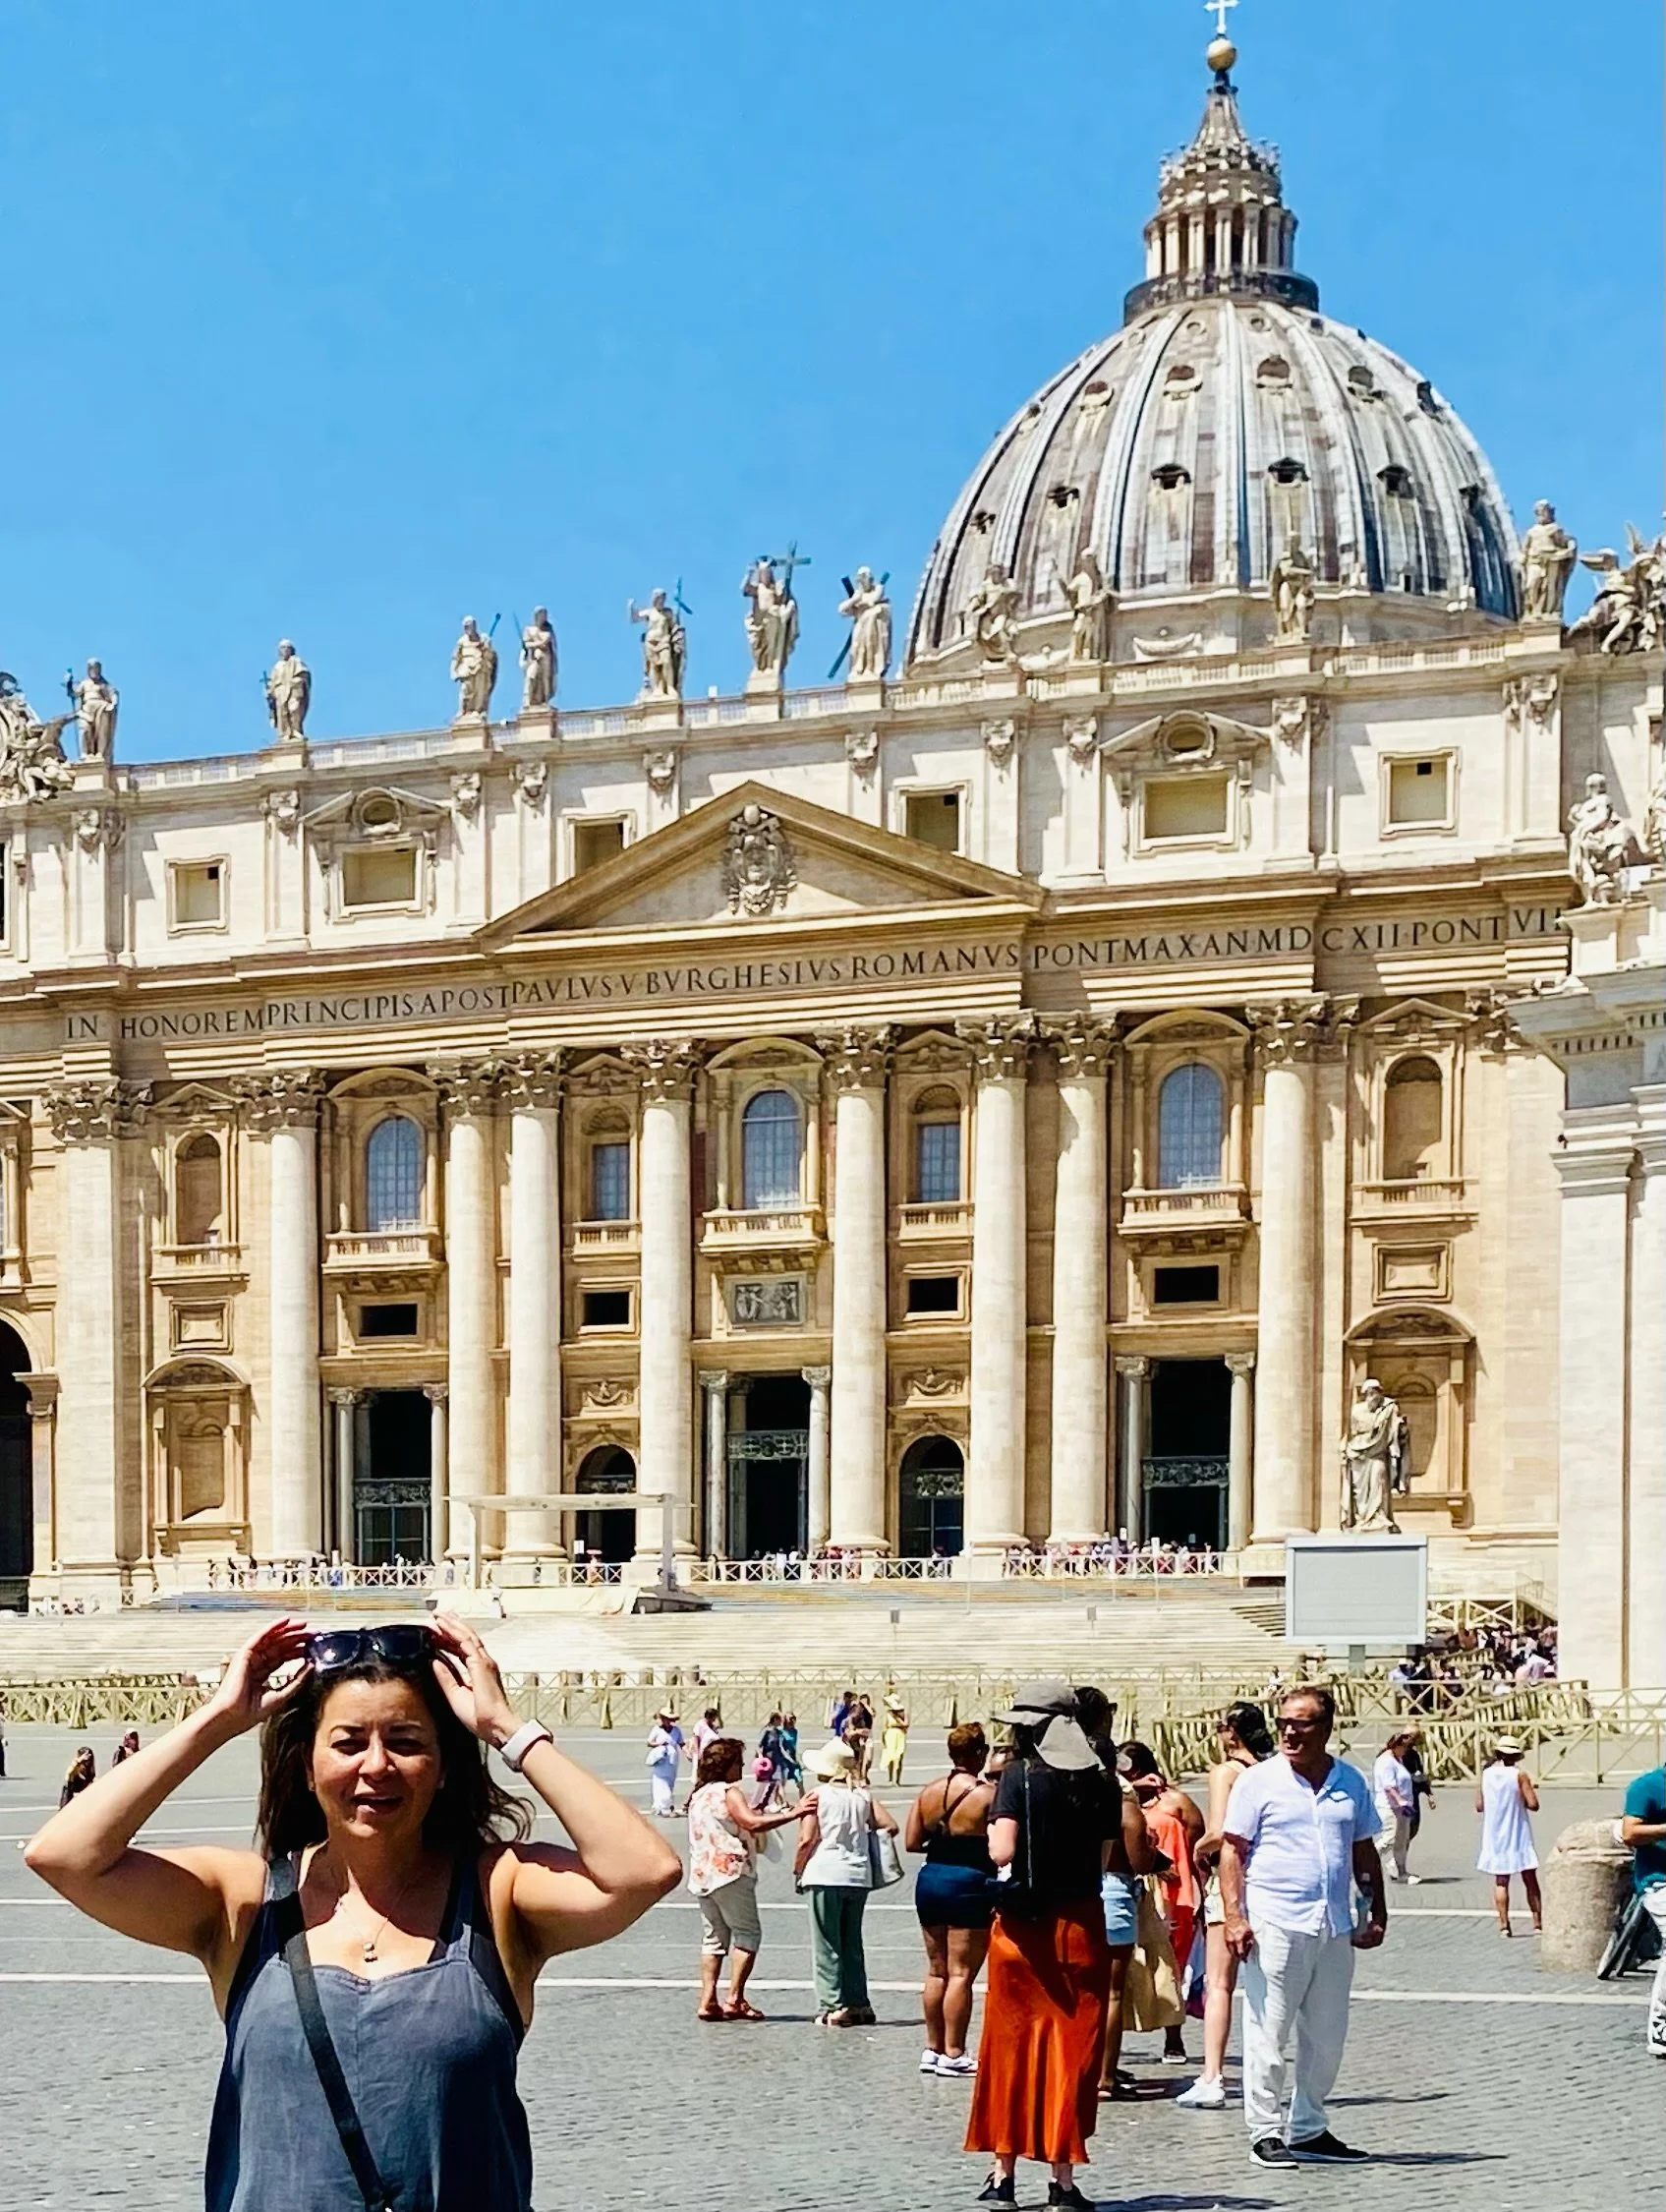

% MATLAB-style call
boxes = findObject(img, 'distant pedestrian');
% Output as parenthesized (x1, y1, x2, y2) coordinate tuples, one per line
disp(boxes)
(1476, 1739, 1540, 1935)
(1178, 1700, 1276, 2112)
(645, 1707, 684, 1819)
(685, 1737, 802, 2021)
(844, 1693, 876, 1781)
(59, 1747, 97, 1807)
(778, 1713, 803, 1796)
(1619, 1760, 1666, 2057)
(795, 1738, 895, 2025)
(1221, 1686, 1387, 2168)
(1372, 1732, 1417, 1883)
(1402, 1725, 1434, 1874)
(881, 1696, 911, 1787)
(111, 1729, 141, 1768)
(905, 1722, 997, 2076)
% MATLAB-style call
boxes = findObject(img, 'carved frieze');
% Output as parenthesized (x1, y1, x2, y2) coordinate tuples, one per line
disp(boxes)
(726, 1275, 806, 1327)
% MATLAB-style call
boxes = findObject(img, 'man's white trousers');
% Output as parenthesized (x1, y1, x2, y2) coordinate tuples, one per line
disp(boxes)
(1241, 1923, 1356, 2142)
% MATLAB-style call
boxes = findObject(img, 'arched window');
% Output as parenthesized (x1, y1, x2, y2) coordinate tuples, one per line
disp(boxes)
(1383, 1057, 1443, 1182)
(899, 1434, 965, 1558)
(1157, 1062, 1224, 1190)
(740, 1088, 802, 1210)
(365, 1115, 423, 1231)
(175, 1133, 223, 1247)
(913, 1086, 962, 1204)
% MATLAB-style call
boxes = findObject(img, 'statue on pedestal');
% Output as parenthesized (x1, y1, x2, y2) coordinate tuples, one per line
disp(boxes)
(1571, 529, 1666, 656)
(1271, 536, 1317, 641)
(837, 566, 891, 680)
(1519, 500, 1577, 621)
(519, 608, 557, 710)
(263, 641, 311, 741)
(1566, 772, 1637, 905)
(1063, 550, 1114, 663)
(1340, 1377, 1408, 1534)
(742, 556, 799, 680)
(629, 589, 686, 701)
(449, 616, 498, 720)
(70, 660, 119, 759)
(0, 675, 73, 801)
(966, 563, 1021, 664)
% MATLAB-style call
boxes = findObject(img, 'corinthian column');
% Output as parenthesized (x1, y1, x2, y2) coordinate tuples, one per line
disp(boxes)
(1045, 1019, 1114, 1543)
(238, 1071, 324, 1557)
(818, 1024, 893, 1550)
(626, 1041, 699, 1561)
(1246, 1001, 1326, 1545)
(502, 1053, 563, 1559)
(432, 1059, 502, 1557)
(46, 1079, 148, 1586)
(958, 1015, 1036, 1555)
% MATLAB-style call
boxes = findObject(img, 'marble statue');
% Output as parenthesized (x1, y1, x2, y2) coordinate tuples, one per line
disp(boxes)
(263, 640, 311, 741)
(71, 660, 118, 760)
(519, 608, 557, 710)
(838, 566, 891, 680)
(1520, 499, 1577, 621)
(629, 589, 686, 700)
(1271, 535, 1317, 640)
(1566, 772, 1637, 905)
(1340, 1377, 1408, 1534)
(1571, 530, 1666, 657)
(450, 616, 498, 720)
(1063, 550, 1114, 662)
(741, 557, 799, 679)
(966, 562, 1021, 663)
(1645, 765, 1666, 871)
(0, 675, 73, 802)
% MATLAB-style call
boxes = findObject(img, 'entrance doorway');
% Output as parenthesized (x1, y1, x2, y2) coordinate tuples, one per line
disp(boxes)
(0, 1322, 29, 1608)
(899, 1434, 964, 1557)
(575, 1445, 636, 1564)
(726, 1373, 809, 1556)
(355, 1390, 432, 1565)
(1144, 1360, 1230, 1550)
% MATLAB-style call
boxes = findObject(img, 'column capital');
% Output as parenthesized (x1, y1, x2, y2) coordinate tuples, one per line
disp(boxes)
(624, 1038, 701, 1102)
(1246, 996, 1338, 1068)
(697, 1368, 728, 1393)
(801, 1365, 833, 1390)
(430, 1057, 505, 1115)
(817, 1023, 894, 1090)
(1464, 987, 1525, 1056)
(44, 1077, 151, 1143)
(422, 1382, 449, 1406)
(1043, 1015, 1118, 1081)
(18, 1369, 59, 1415)
(1225, 1350, 1257, 1378)
(233, 1069, 325, 1132)
(956, 1013, 1038, 1080)
(500, 1050, 564, 1112)
(326, 1386, 367, 1409)
(1114, 1354, 1152, 1379)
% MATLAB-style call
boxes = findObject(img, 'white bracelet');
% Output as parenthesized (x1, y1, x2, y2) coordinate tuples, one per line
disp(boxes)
(497, 1719, 554, 1773)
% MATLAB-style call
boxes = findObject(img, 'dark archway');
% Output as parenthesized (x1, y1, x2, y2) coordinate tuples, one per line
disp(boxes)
(576, 1445, 636, 1563)
(1145, 1359, 1230, 1549)
(899, 1434, 964, 1558)
(356, 1390, 432, 1564)
(0, 1321, 31, 1605)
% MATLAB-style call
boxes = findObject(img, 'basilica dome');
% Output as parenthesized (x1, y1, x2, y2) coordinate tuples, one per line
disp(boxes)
(905, 54, 1520, 669)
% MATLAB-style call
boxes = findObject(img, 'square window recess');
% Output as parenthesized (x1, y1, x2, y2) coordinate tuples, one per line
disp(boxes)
(904, 791, 961, 852)
(1152, 1265, 1220, 1306)
(359, 1302, 419, 1337)
(906, 1274, 961, 1315)
(582, 1289, 632, 1328)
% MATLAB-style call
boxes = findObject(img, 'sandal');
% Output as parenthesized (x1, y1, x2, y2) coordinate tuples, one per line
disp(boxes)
(722, 1999, 766, 2020)
(695, 2004, 727, 2021)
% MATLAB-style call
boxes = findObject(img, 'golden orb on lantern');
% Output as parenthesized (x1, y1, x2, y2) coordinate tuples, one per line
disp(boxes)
(1206, 34, 1237, 74)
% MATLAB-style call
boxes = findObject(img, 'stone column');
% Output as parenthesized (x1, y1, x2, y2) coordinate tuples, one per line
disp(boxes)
(1246, 1001, 1326, 1548)
(699, 1369, 727, 1559)
(959, 1016, 1036, 1555)
(424, 1383, 449, 1567)
(627, 1041, 699, 1560)
(1046, 1019, 1114, 1543)
(1116, 1356, 1150, 1543)
(45, 1081, 145, 1585)
(1630, 1091, 1666, 1688)
(818, 1025, 892, 1550)
(432, 1060, 502, 1556)
(803, 1365, 833, 1552)
(502, 1053, 563, 1560)
(1226, 1352, 1256, 1554)
(327, 1387, 363, 1562)
(19, 1372, 58, 1586)
(238, 1072, 324, 1559)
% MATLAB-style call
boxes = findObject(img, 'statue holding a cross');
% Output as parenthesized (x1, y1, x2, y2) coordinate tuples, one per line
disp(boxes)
(741, 550, 803, 684)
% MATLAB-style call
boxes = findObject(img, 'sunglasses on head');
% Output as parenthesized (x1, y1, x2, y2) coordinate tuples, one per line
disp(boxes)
(304, 1624, 436, 1676)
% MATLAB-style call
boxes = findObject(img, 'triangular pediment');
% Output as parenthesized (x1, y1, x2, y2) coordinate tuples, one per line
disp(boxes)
(478, 780, 1041, 950)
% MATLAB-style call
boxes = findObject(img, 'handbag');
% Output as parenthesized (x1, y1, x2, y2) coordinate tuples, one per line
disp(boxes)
(993, 1760, 1046, 1919)
(868, 1820, 905, 1889)
(270, 1856, 395, 2212)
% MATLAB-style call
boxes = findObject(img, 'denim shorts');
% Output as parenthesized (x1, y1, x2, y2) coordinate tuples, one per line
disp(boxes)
(1102, 1871, 1139, 1948)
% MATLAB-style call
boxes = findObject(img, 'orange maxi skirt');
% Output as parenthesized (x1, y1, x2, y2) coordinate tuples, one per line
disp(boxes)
(965, 1905, 1114, 2167)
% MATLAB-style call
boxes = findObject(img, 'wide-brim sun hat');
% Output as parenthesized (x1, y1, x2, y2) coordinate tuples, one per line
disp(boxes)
(1494, 1736, 1524, 1756)
(992, 1678, 1101, 1773)
(806, 1739, 858, 1779)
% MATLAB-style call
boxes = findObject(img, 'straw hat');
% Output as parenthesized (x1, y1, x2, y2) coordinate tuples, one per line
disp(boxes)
(1493, 1736, 1524, 1758)
(805, 1739, 858, 1780)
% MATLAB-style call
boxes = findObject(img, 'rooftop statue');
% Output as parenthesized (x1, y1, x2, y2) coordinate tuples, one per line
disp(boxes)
(520, 608, 557, 711)
(1063, 550, 1114, 663)
(1569, 529, 1666, 657)
(837, 566, 891, 681)
(1270, 535, 1317, 641)
(1519, 499, 1578, 622)
(1340, 1377, 1408, 1535)
(1566, 772, 1638, 906)
(741, 556, 799, 680)
(0, 675, 74, 803)
(263, 639, 311, 742)
(629, 588, 686, 701)
(449, 615, 498, 720)
(965, 563, 1021, 664)
(70, 660, 119, 760)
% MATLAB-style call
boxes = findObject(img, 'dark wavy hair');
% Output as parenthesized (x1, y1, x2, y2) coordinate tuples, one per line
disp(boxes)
(256, 1657, 533, 1857)
(1221, 1700, 1276, 1758)
(696, 1736, 745, 1786)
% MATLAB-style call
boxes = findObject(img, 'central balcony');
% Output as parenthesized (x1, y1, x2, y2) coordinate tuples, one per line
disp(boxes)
(571, 1219, 641, 1255)
(1120, 1185, 1250, 1237)
(151, 1241, 247, 1285)
(701, 1205, 825, 1261)
(895, 1200, 974, 1242)
(323, 1226, 443, 1293)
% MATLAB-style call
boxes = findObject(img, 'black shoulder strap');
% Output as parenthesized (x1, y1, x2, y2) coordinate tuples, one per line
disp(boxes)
(269, 1856, 394, 2212)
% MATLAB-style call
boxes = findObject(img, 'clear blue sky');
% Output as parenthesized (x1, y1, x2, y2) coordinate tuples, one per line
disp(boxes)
(1, 1, 1658, 760)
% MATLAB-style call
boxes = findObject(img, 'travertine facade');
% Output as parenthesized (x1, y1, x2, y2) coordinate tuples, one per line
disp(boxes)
(0, 49, 1659, 1644)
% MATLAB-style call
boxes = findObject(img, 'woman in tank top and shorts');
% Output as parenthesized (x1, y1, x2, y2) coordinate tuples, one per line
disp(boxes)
(26, 1612, 681, 2210)
(905, 1722, 998, 2075)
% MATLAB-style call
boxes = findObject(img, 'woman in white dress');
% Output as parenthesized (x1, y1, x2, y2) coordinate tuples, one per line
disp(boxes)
(1475, 1737, 1541, 1935)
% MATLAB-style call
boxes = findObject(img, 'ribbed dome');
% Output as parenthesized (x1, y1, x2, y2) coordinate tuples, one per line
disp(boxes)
(906, 65, 1520, 669)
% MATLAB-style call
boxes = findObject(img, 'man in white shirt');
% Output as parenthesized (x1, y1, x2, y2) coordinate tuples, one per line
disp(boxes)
(1221, 1686, 1388, 2170)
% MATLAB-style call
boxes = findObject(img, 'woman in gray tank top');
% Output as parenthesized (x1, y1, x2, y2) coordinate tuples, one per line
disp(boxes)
(25, 1611, 681, 2210)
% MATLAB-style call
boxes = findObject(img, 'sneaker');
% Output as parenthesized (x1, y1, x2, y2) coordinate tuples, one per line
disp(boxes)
(921, 2048, 944, 2073)
(1174, 2074, 1227, 2109)
(1406, 1874, 1423, 1886)
(977, 2177, 1016, 2205)
(938, 2053, 978, 2078)
(1160, 2045, 1189, 2065)
(1046, 2185, 1094, 2210)
(1290, 2130, 1368, 2164)
(1250, 2138, 1298, 2169)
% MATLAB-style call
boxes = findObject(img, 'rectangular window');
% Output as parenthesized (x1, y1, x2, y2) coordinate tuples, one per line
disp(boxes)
(572, 819, 626, 875)
(1143, 774, 1229, 841)
(341, 845, 418, 908)
(582, 1288, 632, 1329)
(1152, 1264, 1221, 1306)
(904, 790, 961, 853)
(590, 1141, 631, 1222)
(358, 1302, 419, 1338)
(169, 860, 226, 930)
(1386, 756, 1452, 828)
(906, 1273, 962, 1316)
(915, 1121, 961, 1203)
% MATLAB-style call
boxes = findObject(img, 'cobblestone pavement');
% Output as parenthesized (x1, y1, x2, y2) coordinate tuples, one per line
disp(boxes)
(1, 1722, 1660, 2209)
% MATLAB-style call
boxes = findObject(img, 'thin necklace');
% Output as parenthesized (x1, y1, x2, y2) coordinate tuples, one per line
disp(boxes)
(322, 1853, 422, 1964)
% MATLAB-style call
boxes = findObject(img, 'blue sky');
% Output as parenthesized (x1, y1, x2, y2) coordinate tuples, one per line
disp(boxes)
(0, 1, 1658, 760)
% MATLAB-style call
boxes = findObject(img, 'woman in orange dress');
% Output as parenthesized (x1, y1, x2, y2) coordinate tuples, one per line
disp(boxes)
(1121, 1741, 1204, 2064)
(965, 1683, 1124, 2212)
